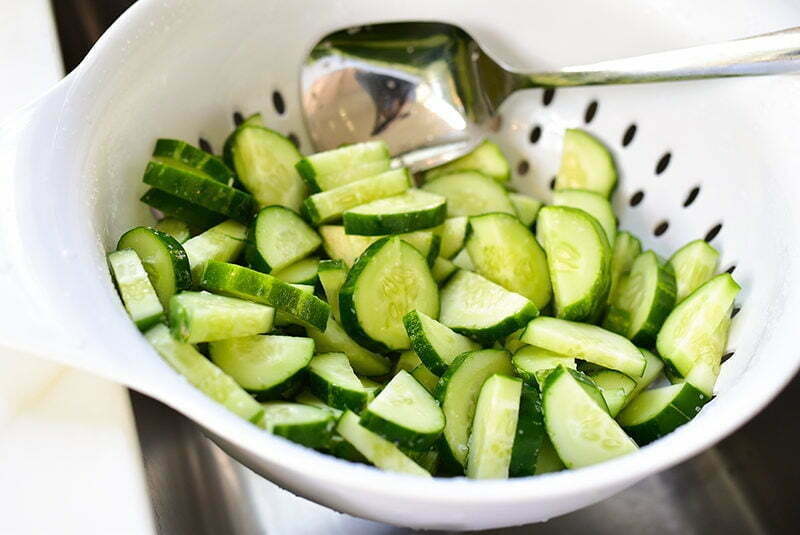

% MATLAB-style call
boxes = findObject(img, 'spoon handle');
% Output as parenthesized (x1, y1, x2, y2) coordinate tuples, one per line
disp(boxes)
(524, 27, 800, 86)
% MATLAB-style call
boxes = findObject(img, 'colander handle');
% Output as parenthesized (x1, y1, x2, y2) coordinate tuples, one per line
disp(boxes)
(524, 26, 800, 86)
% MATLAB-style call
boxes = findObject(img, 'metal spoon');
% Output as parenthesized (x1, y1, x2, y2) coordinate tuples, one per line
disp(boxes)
(301, 22, 800, 171)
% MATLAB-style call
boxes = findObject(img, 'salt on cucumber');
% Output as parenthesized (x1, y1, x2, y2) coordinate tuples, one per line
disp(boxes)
(422, 171, 515, 216)
(617, 382, 709, 445)
(466, 374, 522, 479)
(169, 291, 274, 343)
(668, 239, 720, 302)
(296, 141, 391, 193)
(423, 140, 510, 184)
(403, 309, 480, 375)
(245, 205, 321, 273)
(555, 128, 618, 198)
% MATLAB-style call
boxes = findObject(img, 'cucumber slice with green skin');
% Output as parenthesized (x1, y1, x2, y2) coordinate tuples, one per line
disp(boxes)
(522, 317, 646, 378)
(466, 374, 522, 479)
(466, 212, 552, 309)
(668, 239, 721, 303)
(360, 377, 383, 403)
(339, 237, 439, 352)
(143, 158, 256, 223)
(227, 125, 307, 211)
(245, 206, 321, 273)
(154, 217, 191, 243)
(512, 345, 576, 388)
(603, 251, 677, 347)
(294, 390, 343, 418)
(318, 260, 348, 322)
(451, 248, 475, 271)
(439, 270, 539, 344)
(307, 318, 391, 376)
(535, 436, 566, 474)
(503, 328, 527, 354)
(509, 384, 546, 477)
(145, 324, 263, 423)
(182, 220, 247, 284)
(308, 353, 369, 412)
(394, 350, 423, 375)
(423, 140, 510, 184)
(552, 189, 616, 244)
(360, 370, 445, 449)
(140, 188, 225, 230)
(295, 141, 391, 193)
(435, 349, 514, 467)
(543, 366, 637, 468)
(405, 447, 439, 474)
(303, 169, 411, 225)
(555, 128, 618, 198)
(272, 283, 314, 327)
(222, 112, 264, 168)
(509, 193, 543, 227)
(608, 231, 642, 304)
(410, 364, 440, 394)
(431, 257, 457, 284)
(117, 226, 191, 308)
(336, 411, 431, 476)
(108, 249, 164, 330)
(209, 335, 313, 400)
(537, 205, 611, 322)
(587, 370, 637, 417)
(153, 138, 235, 185)
(343, 189, 447, 236)
(629, 349, 665, 401)
(169, 291, 274, 343)
(617, 382, 709, 446)
(656, 273, 740, 395)
(439, 217, 468, 259)
(403, 309, 480, 375)
(200, 261, 329, 331)
(319, 225, 439, 267)
(422, 171, 515, 216)
(271, 257, 320, 285)
(260, 402, 335, 449)
(328, 432, 370, 464)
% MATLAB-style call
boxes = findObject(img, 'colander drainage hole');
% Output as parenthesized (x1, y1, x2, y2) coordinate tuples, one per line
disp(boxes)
(233, 111, 244, 126)
(198, 137, 213, 154)
(629, 190, 645, 207)
(622, 124, 636, 147)
(655, 152, 671, 175)
(731, 306, 741, 318)
(653, 220, 669, 236)
(287, 133, 301, 150)
(517, 160, 530, 176)
(272, 90, 286, 115)
(584, 100, 598, 124)
(542, 88, 556, 106)
(549, 176, 556, 190)
(705, 223, 723, 242)
(683, 186, 700, 207)
(529, 125, 542, 144)
(725, 264, 736, 274)
(721, 351, 735, 362)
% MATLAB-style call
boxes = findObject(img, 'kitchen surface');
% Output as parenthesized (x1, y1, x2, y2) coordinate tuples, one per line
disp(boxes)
(0, 1, 798, 533)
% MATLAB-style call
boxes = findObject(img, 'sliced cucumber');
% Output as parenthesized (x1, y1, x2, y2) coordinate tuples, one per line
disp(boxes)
(272, 257, 320, 285)
(303, 169, 411, 225)
(509, 384, 546, 477)
(403, 309, 480, 375)
(630, 349, 665, 400)
(245, 206, 321, 273)
(617, 382, 709, 445)
(272, 283, 314, 327)
(669, 239, 720, 302)
(227, 125, 307, 211)
(543, 366, 637, 468)
(555, 128, 617, 198)
(143, 158, 256, 223)
(656, 273, 740, 395)
(509, 193, 543, 227)
(360, 377, 383, 403)
(318, 260, 348, 322)
(537, 205, 611, 322)
(339, 237, 439, 352)
(261, 402, 335, 449)
(439, 270, 539, 344)
(182, 220, 247, 283)
(360, 370, 444, 449)
(108, 249, 164, 330)
(512, 345, 576, 388)
(154, 217, 191, 243)
(410, 364, 440, 394)
(343, 189, 447, 236)
(153, 138, 235, 185)
(308, 353, 368, 412)
(503, 328, 527, 354)
(145, 324, 263, 423)
(307, 318, 391, 376)
(336, 411, 431, 476)
(200, 261, 329, 330)
(431, 257, 457, 284)
(394, 350, 423, 375)
(588, 369, 637, 417)
(466, 374, 522, 479)
(465, 212, 552, 309)
(140, 188, 224, 229)
(535, 436, 566, 474)
(222, 112, 264, 167)
(295, 141, 391, 192)
(603, 251, 676, 347)
(169, 291, 274, 343)
(294, 390, 343, 418)
(608, 231, 642, 304)
(423, 140, 510, 184)
(117, 226, 191, 308)
(210, 335, 313, 400)
(422, 171, 515, 216)
(319, 225, 439, 267)
(522, 317, 646, 378)
(439, 217, 468, 259)
(451, 248, 475, 271)
(435, 349, 514, 467)
(553, 189, 616, 244)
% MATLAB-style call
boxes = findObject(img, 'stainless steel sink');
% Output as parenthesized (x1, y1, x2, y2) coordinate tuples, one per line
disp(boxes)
(51, 1, 800, 532)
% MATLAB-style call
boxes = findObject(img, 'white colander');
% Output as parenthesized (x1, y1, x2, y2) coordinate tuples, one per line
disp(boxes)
(1, 0, 800, 530)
